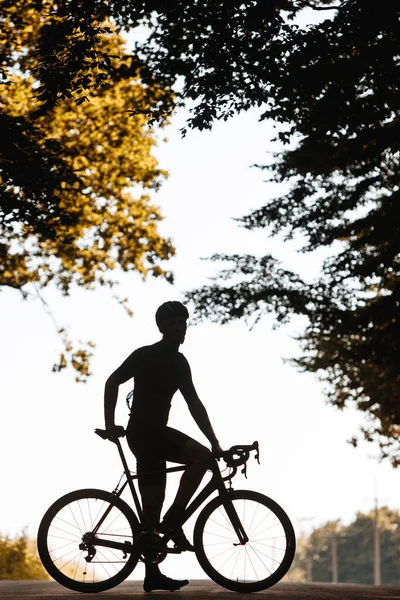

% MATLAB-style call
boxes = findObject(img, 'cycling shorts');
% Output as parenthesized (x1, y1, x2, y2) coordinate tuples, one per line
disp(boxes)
(126, 421, 192, 486)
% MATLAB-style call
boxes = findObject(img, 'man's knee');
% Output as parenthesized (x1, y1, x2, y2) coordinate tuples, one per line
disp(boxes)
(195, 447, 213, 465)
(181, 441, 212, 468)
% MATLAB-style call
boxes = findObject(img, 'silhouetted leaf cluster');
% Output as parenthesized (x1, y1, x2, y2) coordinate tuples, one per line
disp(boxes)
(185, 1, 400, 463)
(6, 0, 391, 411)
(8, 1, 340, 129)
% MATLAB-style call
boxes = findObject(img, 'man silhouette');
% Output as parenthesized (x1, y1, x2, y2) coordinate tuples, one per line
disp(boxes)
(104, 301, 222, 592)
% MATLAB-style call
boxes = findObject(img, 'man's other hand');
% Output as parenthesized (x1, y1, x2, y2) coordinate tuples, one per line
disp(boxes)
(212, 440, 223, 454)
(106, 425, 125, 438)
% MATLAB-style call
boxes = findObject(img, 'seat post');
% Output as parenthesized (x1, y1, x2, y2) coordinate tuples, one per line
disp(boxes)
(115, 438, 143, 522)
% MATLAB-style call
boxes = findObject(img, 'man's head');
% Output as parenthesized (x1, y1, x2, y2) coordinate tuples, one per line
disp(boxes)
(155, 301, 189, 345)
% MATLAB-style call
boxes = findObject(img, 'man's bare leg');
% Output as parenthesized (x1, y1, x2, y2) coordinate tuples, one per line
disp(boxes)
(138, 478, 189, 591)
(162, 439, 212, 527)
(138, 481, 165, 534)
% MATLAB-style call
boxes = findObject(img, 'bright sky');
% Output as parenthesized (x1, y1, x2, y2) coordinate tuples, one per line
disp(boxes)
(2, 11, 399, 581)
(2, 105, 399, 580)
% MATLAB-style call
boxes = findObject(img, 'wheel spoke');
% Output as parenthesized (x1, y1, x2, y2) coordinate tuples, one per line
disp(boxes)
(247, 543, 272, 576)
(99, 508, 124, 536)
(51, 545, 80, 564)
(53, 515, 84, 534)
(77, 500, 88, 533)
(73, 555, 81, 581)
(203, 530, 236, 542)
(91, 499, 107, 533)
(204, 539, 238, 547)
(68, 503, 84, 536)
(229, 544, 241, 580)
(96, 548, 119, 576)
(208, 515, 235, 535)
(47, 539, 78, 554)
(217, 506, 233, 529)
(245, 545, 259, 581)
(252, 522, 285, 538)
(247, 543, 282, 565)
(247, 502, 260, 537)
(248, 511, 273, 538)
(214, 546, 240, 572)
(251, 539, 287, 552)
(48, 531, 79, 544)
(208, 543, 238, 562)
(87, 498, 93, 530)
(58, 549, 83, 571)
(244, 541, 247, 580)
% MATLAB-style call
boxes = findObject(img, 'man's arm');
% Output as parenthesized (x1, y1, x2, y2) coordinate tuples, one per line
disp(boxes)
(179, 356, 221, 451)
(104, 351, 137, 430)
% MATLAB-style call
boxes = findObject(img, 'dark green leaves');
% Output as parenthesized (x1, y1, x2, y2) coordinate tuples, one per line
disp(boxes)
(185, 0, 400, 464)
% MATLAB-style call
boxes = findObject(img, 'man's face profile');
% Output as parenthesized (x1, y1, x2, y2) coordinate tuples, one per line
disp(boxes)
(162, 316, 187, 345)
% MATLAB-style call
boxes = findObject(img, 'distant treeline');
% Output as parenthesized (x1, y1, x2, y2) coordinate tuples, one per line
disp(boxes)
(3, 509, 400, 584)
(289, 507, 400, 585)
(0, 531, 49, 580)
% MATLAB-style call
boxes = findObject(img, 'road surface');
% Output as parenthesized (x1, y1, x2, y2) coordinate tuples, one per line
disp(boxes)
(1, 580, 400, 599)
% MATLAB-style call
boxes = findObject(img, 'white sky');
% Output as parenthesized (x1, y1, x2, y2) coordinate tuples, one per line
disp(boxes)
(2, 106, 399, 580)
(2, 10, 399, 580)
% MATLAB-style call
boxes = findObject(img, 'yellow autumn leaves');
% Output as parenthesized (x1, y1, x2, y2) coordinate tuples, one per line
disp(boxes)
(2, 1, 175, 294)
(1, 0, 176, 378)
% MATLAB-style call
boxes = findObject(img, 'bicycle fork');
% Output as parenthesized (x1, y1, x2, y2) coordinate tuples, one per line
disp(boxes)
(223, 494, 249, 545)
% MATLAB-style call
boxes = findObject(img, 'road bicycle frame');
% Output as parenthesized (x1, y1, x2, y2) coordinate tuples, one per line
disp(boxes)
(91, 433, 258, 556)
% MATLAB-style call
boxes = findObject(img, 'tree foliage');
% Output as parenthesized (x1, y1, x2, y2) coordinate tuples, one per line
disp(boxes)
(17, 0, 290, 128)
(1, 0, 337, 380)
(3, 0, 399, 464)
(10, 1, 339, 129)
(184, 0, 400, 464)
(0, 531, 49, 580)
(1, 0, 175, 379)
(1, 0, 341, 381)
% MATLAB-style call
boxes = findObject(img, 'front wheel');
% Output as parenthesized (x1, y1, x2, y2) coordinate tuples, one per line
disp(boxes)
(37, 488, 140, 593)
(194, 490, 296, 593)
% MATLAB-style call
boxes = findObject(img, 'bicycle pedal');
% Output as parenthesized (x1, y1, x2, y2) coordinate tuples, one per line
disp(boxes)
(152, 542, 181, 554)
(167, 546, 182, 554)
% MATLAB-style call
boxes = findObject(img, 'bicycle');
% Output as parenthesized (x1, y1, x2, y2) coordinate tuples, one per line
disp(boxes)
(37, 426, 296, 593)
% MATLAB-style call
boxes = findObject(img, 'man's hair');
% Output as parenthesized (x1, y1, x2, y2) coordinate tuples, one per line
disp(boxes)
(155, 301, 189, 331)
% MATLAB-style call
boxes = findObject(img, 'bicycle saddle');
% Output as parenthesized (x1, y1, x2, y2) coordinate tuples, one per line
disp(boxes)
(95, 427, 126, 439)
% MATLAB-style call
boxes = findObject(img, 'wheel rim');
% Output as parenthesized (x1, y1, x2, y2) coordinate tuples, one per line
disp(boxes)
(45, 496, 136, 585)
(201, 497, 291, 585)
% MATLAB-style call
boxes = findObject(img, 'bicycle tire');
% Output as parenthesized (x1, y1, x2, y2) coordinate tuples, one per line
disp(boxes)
(193, 489, 296, 593)
(37, 488, 140, 593)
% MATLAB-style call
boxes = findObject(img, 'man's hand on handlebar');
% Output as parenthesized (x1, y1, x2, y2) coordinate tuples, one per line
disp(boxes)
(211, 440, 223, 456)
(106, 425, 125, 438)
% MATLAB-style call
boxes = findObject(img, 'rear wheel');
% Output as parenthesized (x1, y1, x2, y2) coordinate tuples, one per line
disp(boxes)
(194, 490, 296, 592)
(37, 488, 140, 593)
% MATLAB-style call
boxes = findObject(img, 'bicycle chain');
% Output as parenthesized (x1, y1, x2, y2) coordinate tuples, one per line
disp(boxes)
(96, 532, 134, 538)
(88, 560, 128, 564)
(88, 533, 167, 564)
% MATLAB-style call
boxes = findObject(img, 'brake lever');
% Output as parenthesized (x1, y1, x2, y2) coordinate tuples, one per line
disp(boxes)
(253, 441, 260, 464)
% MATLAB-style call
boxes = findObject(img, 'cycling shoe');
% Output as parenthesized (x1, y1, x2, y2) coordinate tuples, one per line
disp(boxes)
(143, 573, 189, 592)
(159, 523, 195, 552)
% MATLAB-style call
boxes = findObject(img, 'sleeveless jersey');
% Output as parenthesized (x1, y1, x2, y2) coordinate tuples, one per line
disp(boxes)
(128, 340, 191, 430)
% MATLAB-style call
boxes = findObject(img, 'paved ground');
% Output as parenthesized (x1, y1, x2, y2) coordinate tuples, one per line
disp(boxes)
(1, 580, 400, 600)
